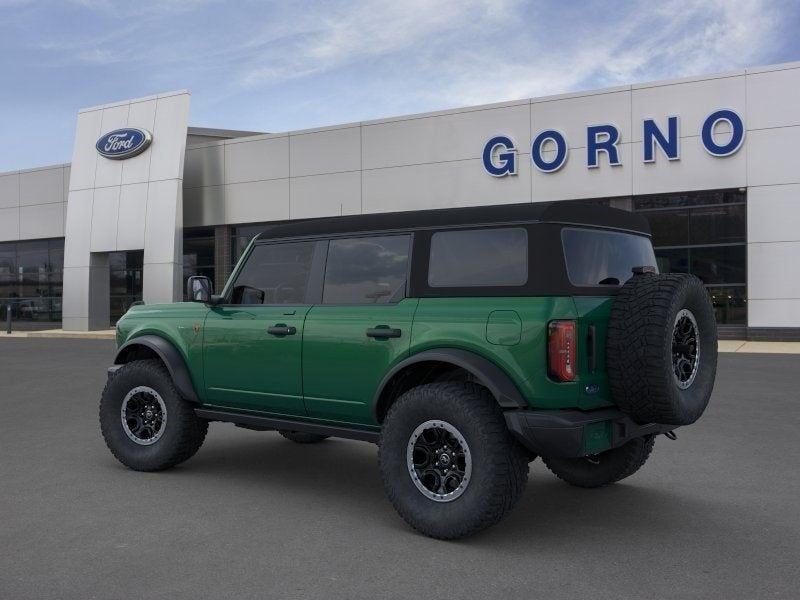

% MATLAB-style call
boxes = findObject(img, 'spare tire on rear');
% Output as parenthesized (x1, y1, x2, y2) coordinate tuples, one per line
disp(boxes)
(606, 271, 717, 426)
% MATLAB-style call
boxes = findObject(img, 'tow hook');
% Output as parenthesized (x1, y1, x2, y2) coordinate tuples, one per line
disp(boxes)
(663, 430, 677, 440)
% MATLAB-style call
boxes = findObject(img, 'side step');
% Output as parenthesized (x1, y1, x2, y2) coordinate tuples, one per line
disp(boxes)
(195, 408, 381, 444)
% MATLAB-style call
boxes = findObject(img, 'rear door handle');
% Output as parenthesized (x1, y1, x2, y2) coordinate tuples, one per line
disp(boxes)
(267, 324, 297, 336)
(366, 326, 402, 339)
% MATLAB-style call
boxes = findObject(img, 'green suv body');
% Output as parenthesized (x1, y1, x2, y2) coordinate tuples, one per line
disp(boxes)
(102, 201, 717, 539)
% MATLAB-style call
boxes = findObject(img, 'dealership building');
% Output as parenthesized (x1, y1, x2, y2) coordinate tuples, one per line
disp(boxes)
(0, 61, 799, 338)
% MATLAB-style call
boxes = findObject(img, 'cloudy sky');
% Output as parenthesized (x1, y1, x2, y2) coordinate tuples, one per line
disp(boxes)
(0, 0, 798, 171)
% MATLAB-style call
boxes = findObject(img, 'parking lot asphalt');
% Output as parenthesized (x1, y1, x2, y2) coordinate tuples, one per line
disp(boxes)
(1, 338, 798, 600)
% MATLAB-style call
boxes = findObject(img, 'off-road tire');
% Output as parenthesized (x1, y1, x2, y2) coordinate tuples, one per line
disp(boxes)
(278, 430, 329, 444)
(379, 382, 529, 540)
(542, 435, 655, 488)
(99, 359, 208, 471)
(607, 273, 717, 426)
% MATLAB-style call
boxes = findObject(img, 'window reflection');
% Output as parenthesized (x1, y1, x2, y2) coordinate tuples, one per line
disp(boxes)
(0, 238, 64, 328)
(109, 251, 144, 325)
(323, 236, 410, 304)
(182, 228, 216, 299)
(635, 189, 746, 326)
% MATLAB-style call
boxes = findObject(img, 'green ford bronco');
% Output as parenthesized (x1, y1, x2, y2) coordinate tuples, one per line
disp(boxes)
(100, 201, 717, 539)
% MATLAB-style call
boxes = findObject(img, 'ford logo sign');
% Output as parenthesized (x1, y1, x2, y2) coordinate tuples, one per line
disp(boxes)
(95, 128, 152, 160)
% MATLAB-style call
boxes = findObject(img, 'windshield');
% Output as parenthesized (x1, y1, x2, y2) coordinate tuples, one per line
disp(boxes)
(562, 228, 657, 286)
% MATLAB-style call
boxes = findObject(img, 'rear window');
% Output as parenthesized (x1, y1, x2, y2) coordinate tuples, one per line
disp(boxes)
(428, 227, 528, 287)
(562, 228, 657, 286)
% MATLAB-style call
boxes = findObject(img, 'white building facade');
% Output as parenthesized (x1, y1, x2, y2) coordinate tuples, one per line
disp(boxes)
(0, 61, 799, 338)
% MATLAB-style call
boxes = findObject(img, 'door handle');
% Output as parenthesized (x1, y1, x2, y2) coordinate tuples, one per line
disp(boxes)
(366, 326, 402, 339)
(267, 324, 297, 336)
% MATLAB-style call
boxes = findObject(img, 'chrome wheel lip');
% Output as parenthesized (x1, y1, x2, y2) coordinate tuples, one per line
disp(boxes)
(120, 386, 167, 446)
(406, 419, 472, 503)
(672, 308, 700, 390)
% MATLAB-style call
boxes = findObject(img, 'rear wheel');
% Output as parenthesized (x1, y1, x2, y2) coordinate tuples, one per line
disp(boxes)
(99, 359, 208, 471)
(278, 430, 329, 444)
(542, 435, 655, 488)
(379, 382, 528, 540)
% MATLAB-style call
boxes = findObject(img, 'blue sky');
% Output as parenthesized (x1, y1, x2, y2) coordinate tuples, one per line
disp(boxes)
(0, 0, 798, 171)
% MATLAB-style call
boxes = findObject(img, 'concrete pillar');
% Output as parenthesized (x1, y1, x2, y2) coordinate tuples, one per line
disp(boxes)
(62, 91, 190, 330)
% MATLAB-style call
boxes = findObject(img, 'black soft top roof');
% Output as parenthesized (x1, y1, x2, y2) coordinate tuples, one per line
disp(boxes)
(254, 201, 650, 242)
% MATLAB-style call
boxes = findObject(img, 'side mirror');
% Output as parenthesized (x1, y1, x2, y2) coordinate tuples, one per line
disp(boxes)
(187, 275, 213, 303)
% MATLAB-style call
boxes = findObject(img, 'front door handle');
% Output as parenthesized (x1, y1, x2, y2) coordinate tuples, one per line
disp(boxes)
(366, 326, 402, 339)
(267, 324, 297, 336)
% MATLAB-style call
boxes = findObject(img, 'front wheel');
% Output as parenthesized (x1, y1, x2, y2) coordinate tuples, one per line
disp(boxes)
(542, 435, 655, 488)
(99, 359, 208, 471)
(379, 382, 528, 540)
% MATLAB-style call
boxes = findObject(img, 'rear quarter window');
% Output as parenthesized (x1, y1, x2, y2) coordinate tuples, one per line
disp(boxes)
(562, 228, 657, 286)
(428, 227, 528, 288)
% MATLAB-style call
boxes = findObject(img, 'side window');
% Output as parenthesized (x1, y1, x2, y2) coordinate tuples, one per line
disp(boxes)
(428, 227, 528, 287)
(323, 235, 410, 304)
(230, 241, 316, 305)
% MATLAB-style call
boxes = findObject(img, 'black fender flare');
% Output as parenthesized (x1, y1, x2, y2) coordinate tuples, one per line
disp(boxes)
(372, 348, 528, 420)
(114, 335, 199, 403)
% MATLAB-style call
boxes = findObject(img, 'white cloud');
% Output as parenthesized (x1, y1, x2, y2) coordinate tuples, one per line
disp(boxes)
(3, 0, 791, 121)
(239, 0, 524, 86)
(423, 0, 783, 106)
(223, 0, 786, 114)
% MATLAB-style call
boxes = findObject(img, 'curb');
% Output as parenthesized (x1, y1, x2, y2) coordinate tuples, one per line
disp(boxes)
(0, 329, 116, 340)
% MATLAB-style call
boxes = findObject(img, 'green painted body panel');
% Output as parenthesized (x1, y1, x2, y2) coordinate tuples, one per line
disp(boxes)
(115, 302, 210, 400)
(115, 294, 619, 425)
(302, 299, 419, 426)
(486, 310, 522, 346)
(572, 296, 616, 410)
(583, 420, 613, 454)
(411, 297, 608, 410)
(202, 305, 311, 416)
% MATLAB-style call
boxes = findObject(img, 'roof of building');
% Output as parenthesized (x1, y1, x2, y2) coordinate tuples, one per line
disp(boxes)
(254, 201, 650, 242)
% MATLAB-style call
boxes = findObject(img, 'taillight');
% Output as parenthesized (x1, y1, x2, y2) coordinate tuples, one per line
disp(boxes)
(548, 320, 576, 382)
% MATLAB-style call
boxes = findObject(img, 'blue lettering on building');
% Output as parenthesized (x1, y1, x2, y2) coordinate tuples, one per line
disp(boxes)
(482, 135, 517, 176)
(482, 109, 744, 175)
(644, 116, 680, 162)
(531, 130, 568, 173)
(587, 124, 621, 168)
(701, 109, 745, 157)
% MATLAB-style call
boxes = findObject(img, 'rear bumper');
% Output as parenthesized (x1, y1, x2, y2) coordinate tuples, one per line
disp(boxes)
(504, 407, 675, 458)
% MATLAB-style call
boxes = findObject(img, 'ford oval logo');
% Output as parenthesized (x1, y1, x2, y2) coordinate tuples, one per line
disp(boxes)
(96, 128, 152, 160)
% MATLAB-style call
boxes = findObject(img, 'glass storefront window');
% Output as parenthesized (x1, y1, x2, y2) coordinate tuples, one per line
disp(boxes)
(654, 248, 690, 274)
(689, 204, 746, 245)
(690, 245, 746, 285)
(0, 238, 64, 328)
(634, 189, 746, 210)
(232, 224, 267, 262)
(109, 250, 144, 325)
(634, 189, 746, 326)
(183, 228, 216, 299)
(647, 210, 689, 247)
(706, 286, 747, 325)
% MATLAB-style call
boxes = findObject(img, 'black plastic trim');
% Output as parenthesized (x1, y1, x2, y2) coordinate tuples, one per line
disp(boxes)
(372, 348, 528, 419)
(113, 335, 200, 403)
(504, 407, 675, 458)
(587, 324, 597, 373)
(195, 408, 380, 443)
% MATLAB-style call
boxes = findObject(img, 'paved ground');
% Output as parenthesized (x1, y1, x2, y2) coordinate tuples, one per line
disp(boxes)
(1, 338, 798, 600)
